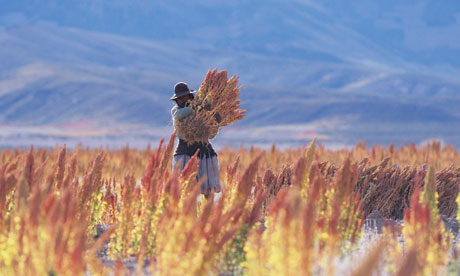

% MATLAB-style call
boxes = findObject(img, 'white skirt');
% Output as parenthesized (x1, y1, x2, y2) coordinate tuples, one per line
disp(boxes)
(172, 154, 221, 193)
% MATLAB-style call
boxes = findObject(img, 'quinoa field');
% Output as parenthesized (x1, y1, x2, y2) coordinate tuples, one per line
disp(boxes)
(1, 134, 460, 275)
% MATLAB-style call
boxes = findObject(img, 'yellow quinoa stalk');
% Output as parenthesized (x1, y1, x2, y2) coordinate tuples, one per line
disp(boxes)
(402, 184, 450, 275)
(457, 188, 460, 220)
(381, 226, 404, 275)
(174, 68, 246, 144)
(421, 166, 438, 221)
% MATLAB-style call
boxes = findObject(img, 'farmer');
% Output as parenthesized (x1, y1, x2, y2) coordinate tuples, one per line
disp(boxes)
(170, 82, 222, 197)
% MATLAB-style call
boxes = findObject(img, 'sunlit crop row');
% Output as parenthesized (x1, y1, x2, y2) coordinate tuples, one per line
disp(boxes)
(0, 136, 459, 275)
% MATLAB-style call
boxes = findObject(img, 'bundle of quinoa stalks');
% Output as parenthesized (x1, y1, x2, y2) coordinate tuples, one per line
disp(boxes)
(174, 68, 246, 144)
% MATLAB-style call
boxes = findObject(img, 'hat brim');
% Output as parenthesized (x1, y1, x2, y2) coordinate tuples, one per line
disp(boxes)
(170, 90, 196, 100)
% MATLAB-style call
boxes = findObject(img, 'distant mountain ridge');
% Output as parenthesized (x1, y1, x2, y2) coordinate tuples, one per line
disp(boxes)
(1, 0, 460, 148)
(2, 0, 460, 75)
(1, 23, 459, 126)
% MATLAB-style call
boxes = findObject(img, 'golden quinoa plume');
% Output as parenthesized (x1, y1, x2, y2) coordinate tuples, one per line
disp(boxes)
(175, 68, 246, 144)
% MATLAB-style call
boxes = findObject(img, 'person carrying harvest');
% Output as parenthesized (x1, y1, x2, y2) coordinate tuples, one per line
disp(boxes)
(171, 82, 222, 197)
(170, 69, 246, 198)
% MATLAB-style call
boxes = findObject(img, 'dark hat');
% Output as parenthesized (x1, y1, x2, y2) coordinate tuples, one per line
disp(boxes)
(170, 82, 196, 100)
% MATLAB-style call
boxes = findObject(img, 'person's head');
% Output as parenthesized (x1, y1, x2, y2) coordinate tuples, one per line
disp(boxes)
(170, 82, 195, 107)
(175, 94, 194, 107)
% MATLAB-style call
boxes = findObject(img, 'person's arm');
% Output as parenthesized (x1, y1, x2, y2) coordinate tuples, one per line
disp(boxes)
(171, 105, 193, 119)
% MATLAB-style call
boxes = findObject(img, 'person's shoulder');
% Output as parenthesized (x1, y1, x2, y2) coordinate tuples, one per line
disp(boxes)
(172, 105, 193, 119)
(171, 104, 179, 113)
